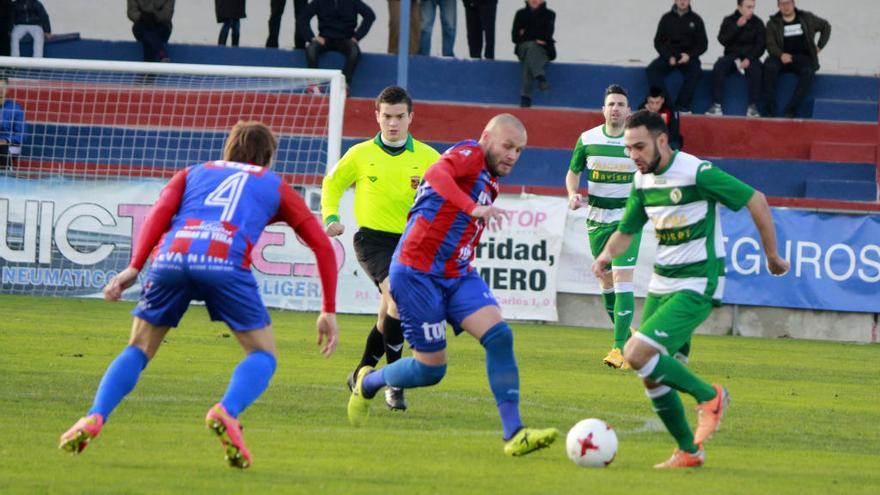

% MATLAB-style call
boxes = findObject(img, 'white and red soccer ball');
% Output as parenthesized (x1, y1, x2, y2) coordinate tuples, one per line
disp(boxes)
(565, 418, 618, 467)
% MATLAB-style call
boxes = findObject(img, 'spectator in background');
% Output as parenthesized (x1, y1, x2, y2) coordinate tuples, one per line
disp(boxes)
(463, 0, 496, 59)
(215, 0, 245, 47)
(266, 0, 308, 49)
(646, 0, 707, 113)
(387, 0, 420, 55)
(11, 0, 51, 58)
(640, 86, 683, 150)
(763, 0, 830, 118)
(128, 0, 175, 63)
(1, 0, 14, 57)
(298, 0, 375, 87)
(512, 0, 555, 108)
(0, 74, 26, 170)
(419, 0, 456, 57)
(706, 0, 765, 118)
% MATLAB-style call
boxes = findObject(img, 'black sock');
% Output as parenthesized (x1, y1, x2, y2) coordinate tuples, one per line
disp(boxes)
(356, 325, 385, 374)
(383, 316, 404, 364)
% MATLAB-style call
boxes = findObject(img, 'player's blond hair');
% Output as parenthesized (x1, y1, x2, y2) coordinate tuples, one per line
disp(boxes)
(223, 120, 278, 167)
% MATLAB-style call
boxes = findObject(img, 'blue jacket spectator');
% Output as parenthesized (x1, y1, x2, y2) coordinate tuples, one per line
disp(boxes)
(298, 0, 375, 87)
(1, 75, 26, 169)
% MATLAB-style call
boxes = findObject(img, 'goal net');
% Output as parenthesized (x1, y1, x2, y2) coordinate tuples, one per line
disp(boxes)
(0, 56, 345, 304)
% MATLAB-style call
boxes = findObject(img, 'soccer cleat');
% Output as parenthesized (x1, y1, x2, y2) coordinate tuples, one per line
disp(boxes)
(384, 386, 407, 411)
(346, 371, 355, 393)
(205, 403, 252, 469)
(347, 366, 375, 427)
(602, 348, 627, 369)
(654, 446, 705, 468)
(503, 427, 560, 457)
(694, 384, 730, 445)
(59, 413, 104, 454)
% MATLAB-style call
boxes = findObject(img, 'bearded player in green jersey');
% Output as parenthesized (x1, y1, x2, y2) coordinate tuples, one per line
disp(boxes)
(593, 110, 789, 468)
(322, 86, 440, 411)
(566, 84, 641, 369)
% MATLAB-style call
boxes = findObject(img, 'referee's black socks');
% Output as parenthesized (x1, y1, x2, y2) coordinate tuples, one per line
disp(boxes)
(383, 316, 404, 364)
(356, 324, 385, 374)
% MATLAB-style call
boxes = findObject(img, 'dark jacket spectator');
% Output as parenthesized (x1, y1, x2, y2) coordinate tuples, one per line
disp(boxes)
(511, 0, 555, 107)
(707, 2, 765, 116)
(653, 3, 707, 61)
(12, 0, 51, 33)
(640, 87, 683, 150)
(127, 0, 175, 62)
(215, 0, 246, 23)
(299, 0, 375, 87)
(511, 0, 556, 61)
(718, 8, 764, 60)
(763, 2, 830, 117)
(646, 1, 707, 112)
(298, 0, 375, 43)
(766, 7, 830, 71)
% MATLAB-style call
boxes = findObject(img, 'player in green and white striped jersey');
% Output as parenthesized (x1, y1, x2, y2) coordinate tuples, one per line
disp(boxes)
(593, 110, 789, 468)
(565, 84, 641, 369)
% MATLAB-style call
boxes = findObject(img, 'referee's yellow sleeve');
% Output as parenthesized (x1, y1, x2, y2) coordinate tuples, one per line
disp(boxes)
(321, 149, 358, 225)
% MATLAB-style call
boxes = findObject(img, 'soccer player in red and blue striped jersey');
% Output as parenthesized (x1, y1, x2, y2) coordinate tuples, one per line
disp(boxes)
(59, 121, 339, 468)
(347, 114, 559, 456)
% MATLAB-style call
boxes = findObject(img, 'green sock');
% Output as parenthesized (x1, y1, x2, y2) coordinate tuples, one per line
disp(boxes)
(612, 290, 634, 349)
(648, 355, 717, 403)
(650, 388, 698, 453)
(601, 288, 616, 324)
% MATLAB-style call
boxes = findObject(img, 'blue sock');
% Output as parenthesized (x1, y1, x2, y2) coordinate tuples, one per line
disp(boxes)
(220, 350, 277, 418)
(480, 322, 523, 440)
(88, 345, 148, 420)
(362, 357, 446, 398)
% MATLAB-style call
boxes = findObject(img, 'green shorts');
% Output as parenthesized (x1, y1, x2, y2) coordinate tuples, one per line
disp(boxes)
(635, 290, 713, 355)
(588, 222, 641, 268)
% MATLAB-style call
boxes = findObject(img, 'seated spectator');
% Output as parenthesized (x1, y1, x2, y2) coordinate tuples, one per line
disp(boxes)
(640, 86, 683, 150)
(512, 0, 556, 108)
(215, 0, 245, 47)
(419, 0, 456, 57)
(11, 0, 51, 58)
(298, 0, 375, 88)
(646, 0, 707, 113)
(387, 0, 421, 55)
(707, 0, 765, 117)
(266, 0, 307, 49)
(463, 0, 496, 59)
(0, 74, 26, 170)
(128, 0, 175, 63)
(763, 0, 830, 118)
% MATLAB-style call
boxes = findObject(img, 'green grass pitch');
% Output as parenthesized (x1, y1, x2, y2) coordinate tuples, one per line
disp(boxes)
(1, 294, 878, 494)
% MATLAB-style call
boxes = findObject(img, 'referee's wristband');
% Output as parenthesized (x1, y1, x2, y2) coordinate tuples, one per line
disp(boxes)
(324, 214, 340, 226)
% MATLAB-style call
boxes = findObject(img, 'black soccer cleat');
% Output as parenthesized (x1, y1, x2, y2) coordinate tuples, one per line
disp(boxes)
(384, 386, 407, 411)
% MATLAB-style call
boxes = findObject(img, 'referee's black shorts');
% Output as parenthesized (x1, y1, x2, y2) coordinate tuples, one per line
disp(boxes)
(353, 227, 402, 289)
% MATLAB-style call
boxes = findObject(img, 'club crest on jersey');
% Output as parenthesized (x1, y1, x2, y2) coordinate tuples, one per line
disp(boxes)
(410, 175, 420, 189)
(670, 187, 683, 204)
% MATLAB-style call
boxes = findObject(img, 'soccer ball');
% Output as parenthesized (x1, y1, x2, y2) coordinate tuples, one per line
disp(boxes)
(565, 418, 618, 467)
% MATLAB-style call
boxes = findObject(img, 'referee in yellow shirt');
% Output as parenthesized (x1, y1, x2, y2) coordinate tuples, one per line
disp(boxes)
(322, 86, 440, 411)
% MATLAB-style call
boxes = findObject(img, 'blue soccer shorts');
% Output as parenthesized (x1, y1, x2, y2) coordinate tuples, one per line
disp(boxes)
(132, 264, 271, 331)
(389, 262, 498, 353)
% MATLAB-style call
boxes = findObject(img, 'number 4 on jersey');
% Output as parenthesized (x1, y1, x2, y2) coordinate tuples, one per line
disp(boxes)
(204, 172, 249, 222)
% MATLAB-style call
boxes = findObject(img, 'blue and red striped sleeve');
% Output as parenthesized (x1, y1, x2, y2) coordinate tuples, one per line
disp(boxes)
(129, 168, 188, 270)
(423, 146, 484, 214)
(273, 184, 338, 313)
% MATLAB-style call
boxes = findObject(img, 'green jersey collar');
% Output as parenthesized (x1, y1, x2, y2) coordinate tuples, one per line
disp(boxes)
(654, 150, 679, 176)
(373, 132, 415, 152)
(601, 124, 624, 139)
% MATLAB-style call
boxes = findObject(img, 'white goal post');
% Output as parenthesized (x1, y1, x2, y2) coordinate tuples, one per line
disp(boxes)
(0, 56, 346, 301)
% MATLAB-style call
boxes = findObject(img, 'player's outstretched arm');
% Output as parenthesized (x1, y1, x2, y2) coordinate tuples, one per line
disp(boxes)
(316, 312, 339, 357)
(746, 190, 790, 276)
(103, 267, 140, 301)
